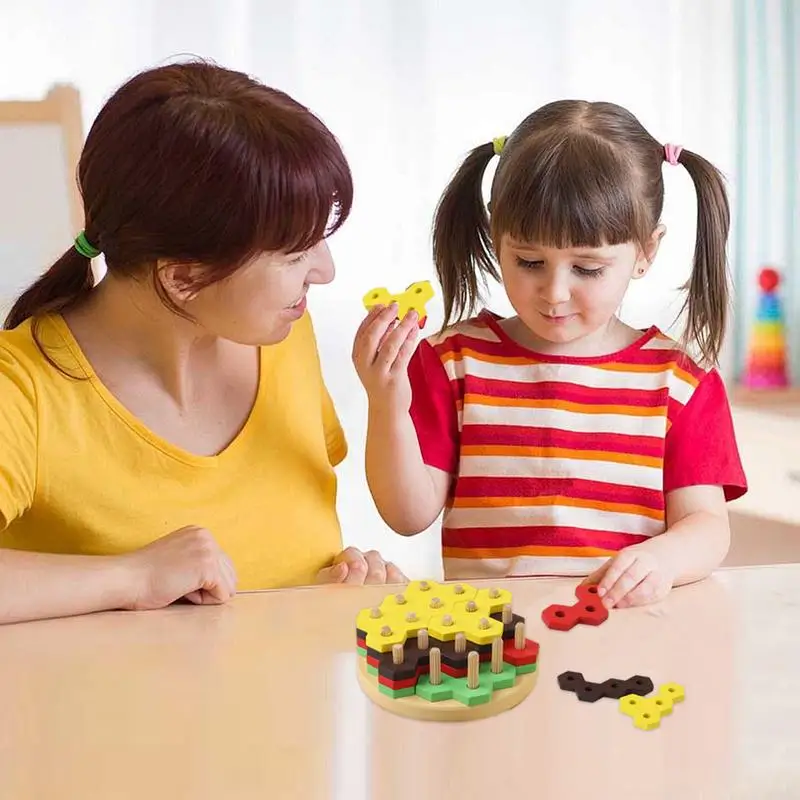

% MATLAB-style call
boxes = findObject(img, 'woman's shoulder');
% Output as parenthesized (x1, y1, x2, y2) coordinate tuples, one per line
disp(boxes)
(0, 315, 89, 383)
(0, 318, 47, 377)
(0, 319, 46, 418)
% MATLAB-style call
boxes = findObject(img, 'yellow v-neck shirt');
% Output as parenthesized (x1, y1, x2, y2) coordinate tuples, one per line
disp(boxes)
(0, 312, 346, 589)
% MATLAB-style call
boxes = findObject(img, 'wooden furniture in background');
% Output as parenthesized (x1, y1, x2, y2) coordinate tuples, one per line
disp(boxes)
(0, 85, 84, 318)
(727, 397, 800, 567)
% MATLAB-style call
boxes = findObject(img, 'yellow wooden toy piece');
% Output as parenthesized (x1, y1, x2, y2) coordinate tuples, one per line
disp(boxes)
(619, 682, 685, 730)
(459, 613, 505, 646)
(364, 620, 410, 654)
(363, 280, 434, 327)
(358, 580, 508, 652)
(435, 582, 478, 605)
(472, 586, 514, 614)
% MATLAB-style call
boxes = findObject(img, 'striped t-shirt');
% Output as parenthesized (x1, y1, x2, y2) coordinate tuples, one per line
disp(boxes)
(407, 310, 747, 580)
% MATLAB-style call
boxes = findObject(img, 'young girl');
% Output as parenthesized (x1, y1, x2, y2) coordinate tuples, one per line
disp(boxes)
(0, 60, 405, 625)
(353, 99, 747, 609)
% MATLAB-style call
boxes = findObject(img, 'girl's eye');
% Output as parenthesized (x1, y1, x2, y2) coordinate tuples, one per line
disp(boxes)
(288, 251, 309, 265)
(574, 266, 604, 278)
(516, 257, 543, 269)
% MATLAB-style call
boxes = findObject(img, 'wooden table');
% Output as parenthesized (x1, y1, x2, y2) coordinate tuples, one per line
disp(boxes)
(1, 565, 799, 800)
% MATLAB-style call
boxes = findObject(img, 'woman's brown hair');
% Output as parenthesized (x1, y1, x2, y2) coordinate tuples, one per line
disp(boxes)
(432, 100, 730, 364)
(4, 59, 353, 331)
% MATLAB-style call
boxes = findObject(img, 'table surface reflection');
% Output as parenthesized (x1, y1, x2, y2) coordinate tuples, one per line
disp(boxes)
(1, 565, 799, 800)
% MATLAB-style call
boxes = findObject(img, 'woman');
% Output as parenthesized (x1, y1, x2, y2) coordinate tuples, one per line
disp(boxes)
(0, 60, 404, 625)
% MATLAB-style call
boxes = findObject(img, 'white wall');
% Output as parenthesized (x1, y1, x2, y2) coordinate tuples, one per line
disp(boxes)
(0, 0, 738, 579)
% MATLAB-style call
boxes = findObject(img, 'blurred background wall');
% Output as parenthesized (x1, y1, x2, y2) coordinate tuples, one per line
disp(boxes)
(0, 0, 797, 578)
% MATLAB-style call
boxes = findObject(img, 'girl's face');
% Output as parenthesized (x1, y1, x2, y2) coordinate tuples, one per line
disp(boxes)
(175, 240, 335, 345)
(496, 232, 660, 349)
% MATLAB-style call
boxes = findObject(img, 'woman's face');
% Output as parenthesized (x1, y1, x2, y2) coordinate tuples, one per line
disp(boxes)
(182, 240, 335, 345)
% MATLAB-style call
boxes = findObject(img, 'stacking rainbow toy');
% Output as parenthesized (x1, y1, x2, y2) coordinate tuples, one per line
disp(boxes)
(742, 267, 789, 389)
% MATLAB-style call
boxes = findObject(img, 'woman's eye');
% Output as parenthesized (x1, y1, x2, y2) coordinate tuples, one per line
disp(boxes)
(516, 258, 543, 269)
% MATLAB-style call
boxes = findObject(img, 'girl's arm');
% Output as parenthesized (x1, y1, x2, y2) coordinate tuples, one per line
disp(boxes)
(585, 485, 731, 609)
(659, 484, 731, 585)
(365, 404, 450, 534)
(585, 368, 746, 608)
(353, 303, 451, 535)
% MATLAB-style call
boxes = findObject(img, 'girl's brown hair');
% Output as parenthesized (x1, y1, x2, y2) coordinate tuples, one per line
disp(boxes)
(432, 100, 730, 364)
(4, 59, 353, 331)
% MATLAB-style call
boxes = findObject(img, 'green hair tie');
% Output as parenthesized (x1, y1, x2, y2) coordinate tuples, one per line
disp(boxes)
(492, 135, 508, 156)
(74, 231, 101, 259)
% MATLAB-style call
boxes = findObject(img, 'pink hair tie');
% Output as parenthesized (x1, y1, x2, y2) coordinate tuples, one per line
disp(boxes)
(664, 143, 683, 165)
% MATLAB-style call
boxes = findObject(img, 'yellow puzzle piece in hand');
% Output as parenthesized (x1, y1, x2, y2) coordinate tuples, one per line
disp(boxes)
(363, 280, 434, 328)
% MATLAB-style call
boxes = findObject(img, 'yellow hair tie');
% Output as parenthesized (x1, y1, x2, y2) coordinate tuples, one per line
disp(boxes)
(492, 135, 508, 156)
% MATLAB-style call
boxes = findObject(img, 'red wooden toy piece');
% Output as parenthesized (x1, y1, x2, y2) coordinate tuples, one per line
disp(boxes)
(541, 584, 608, 631)
(502, 637, 540, 667)
(574, 584, 608, 626)
(378, 672, 424, 691)
(541, 604, 579, 631)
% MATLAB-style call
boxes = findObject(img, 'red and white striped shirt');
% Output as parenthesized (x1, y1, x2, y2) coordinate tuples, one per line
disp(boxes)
(407, 311, 747, 580)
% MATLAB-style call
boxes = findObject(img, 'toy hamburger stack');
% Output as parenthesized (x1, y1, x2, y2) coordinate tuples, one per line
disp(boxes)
(355, 580, 540, 721)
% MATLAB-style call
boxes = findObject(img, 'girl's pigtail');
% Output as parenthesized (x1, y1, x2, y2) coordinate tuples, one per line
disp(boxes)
(675, 148, 731, 365)
(432, 142, 499, 329)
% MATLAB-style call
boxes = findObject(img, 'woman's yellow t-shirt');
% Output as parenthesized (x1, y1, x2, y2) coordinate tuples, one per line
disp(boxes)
(0, 312, 346, 589)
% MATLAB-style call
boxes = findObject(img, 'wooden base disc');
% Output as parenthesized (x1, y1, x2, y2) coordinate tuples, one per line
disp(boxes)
(357, 658, 538, 722)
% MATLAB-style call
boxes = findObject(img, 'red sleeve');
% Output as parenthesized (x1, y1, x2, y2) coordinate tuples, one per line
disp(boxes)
(407, 339, 460, 474)
(663, 368, 747, 501)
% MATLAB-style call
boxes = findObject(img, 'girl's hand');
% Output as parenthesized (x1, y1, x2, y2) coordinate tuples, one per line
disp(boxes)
(123, 526, 238, 610)
(352, 303, 419, 415)
(315, 547, 408, 585)
(582, 542, 676, 609)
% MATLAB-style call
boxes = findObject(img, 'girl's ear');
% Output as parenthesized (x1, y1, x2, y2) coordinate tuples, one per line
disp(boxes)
(633, 224, 667, 278)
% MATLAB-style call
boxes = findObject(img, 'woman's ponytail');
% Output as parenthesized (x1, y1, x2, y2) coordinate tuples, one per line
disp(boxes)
(4, 241, 95, 330)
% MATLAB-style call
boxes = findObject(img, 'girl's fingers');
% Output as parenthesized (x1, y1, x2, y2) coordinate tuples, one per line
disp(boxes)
(390, 322, 419, 374)
(597, 551, 637, 599)
(602, 560, 651, 608)
(353, 304, 398, 365)
(616, 575, 663, 608)
(376, 311, 419, 370)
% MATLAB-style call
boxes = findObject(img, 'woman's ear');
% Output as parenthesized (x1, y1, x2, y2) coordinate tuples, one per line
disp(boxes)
(156, 260, 202, 304)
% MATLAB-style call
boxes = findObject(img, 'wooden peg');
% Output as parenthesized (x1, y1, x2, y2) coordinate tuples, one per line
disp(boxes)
(430, 647, 442, 685)
(467, 651, 480, 689)
(380, 625, 393, 637)
(489, 587, 501, 599)
(465, 600, 478, 613)
(515, 621, 526, 649)
(502, 604, 513, 625)
(491, 636, 503, 673)
(392, 643, 404, 665)
(455, 632, 466, 653)
(369, 607, 382, 619)
(394, 593, 407, 605)
(418, 629, 429, 650)
(429, 597, 443, 609)
(442, 614, 454, 627)
(478, 617, 491, 630)
(405, 611, 418, 623)
(453, 583, 465, 595)
(419, 580, 430, 591)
